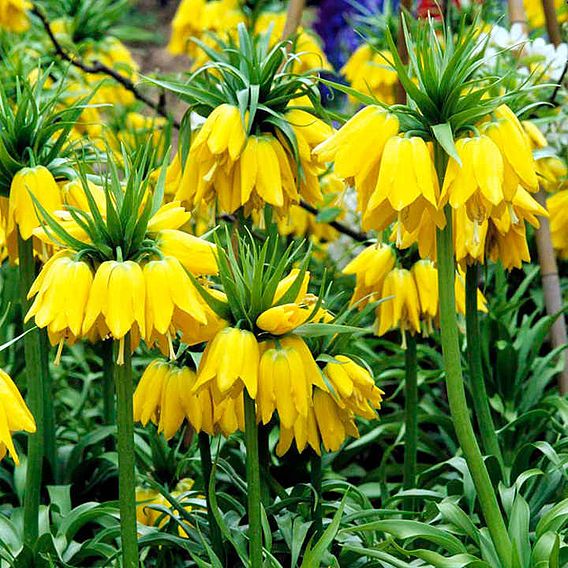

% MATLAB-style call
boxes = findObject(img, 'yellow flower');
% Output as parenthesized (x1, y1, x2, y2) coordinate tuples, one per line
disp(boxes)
(363, 136, 443, 236)
(193, 327, 260, 399)
(134, 360, 214, 438)
(276, 388, 359, 456)
(454, 206, 487, 266)
(343, 243, 396, 308)
(0, 0, 30, 32)
(256, 303, 311, 335)
(273, 268, 310, 304)
(7, 166, 63, 240)
(411, 260, 439, 333)
(257, 335, 328, 427)
(0, 369, 36, 465)
(155, 229, 217, 275)
(440, 135, 505, 223)
(523, 0, 567, 28)
(26, 251, 94, 346)
(213, 394, 245, 436)
(455, 270, 488, 312)
(322, 356, 384, 419)
(60, 179, 106, 214)
(341, 45, 397, 105)
(313, 106, 399, 212)
(136, 478, 196, 535)
(143, 256, 208, 344)
(548, 189, 568, 259)
(483, 105, 538, 200)
(82, 260, 146, 342)
(375, 268, 421, 338)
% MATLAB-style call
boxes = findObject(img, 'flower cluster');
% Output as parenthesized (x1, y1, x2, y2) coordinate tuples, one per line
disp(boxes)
(314, 19, 548, 271)
(134, 235, 383, 454)
(344, 244, 487, 340)
(24, 151, 221, 363)
(158, 25, 332, 218)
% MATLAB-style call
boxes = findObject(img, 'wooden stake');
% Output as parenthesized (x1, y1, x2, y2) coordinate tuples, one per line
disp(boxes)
(281, 0, 306, 39)
(542, 0, 562, 45)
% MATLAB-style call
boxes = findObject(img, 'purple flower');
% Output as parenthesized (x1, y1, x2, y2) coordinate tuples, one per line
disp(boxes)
(313, 0, 396, 69)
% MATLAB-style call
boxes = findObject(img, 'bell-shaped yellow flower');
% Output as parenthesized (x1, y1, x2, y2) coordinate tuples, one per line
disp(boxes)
(143, 256, 207, 339)
(0, 369, 36, 465)
(155, 229, 218, 275)
(548, 190, 568, 259)
(375, 268, 421, 337)
(7, 166, 63, 240)
(454, 206, 487, 266)
(193, 327, 260, 399)
(484, 105, 538, 200)
(256, 303, 311, 335)
(213, 394, 245, 436)
(486, 222, 531, 271)
(0, 0, 30, 32)
(313, 106, 399, 212)
(82, 260, 146, 342)
(273, 268, 310, 304)
(312, 389, 359, 453)
(322, 355, 384, 419)
(147, 201, 191, 233)
(26, 251, 94, 344)
(440, 135, 505, 223)
(257, 335, 328, 427)
(363, 136, 443, 235)
(411, 260, 439, 333)
(134, 360, 215, 438)
(343, 243, 396, 308)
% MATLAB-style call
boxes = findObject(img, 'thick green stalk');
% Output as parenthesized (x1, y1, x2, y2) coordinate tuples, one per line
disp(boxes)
(436, 198, 511, 567)
(39, 328, 56, 478)
(18, 235, 44, 545)
(465, 264, 503, 464)
(310, 452, 323, 539)
(243, 391, 263, 568)
(114, 334, 138, 568)
(403, 333, 418, 495)
(197, 432, 225, 563)
(102, 340, 116, 426)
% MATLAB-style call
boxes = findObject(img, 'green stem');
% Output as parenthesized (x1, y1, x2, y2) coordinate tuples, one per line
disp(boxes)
(244, 391, 263, 568)
(403, 333, 418, 496)
(258, 426, 271, 507)
(18, 235, 44, 545)
(39, 328, 56, 479)
(198, 432, 225, 563)
(310, 451, 323, 539)
(114, 334, 138, 568)
(102, 340, 116, 426)
(465, 264, 503, 465)
(435, 196, 511, 566)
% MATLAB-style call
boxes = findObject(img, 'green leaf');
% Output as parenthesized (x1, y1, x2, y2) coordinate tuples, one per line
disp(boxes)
(432, 123, 461, 165)
(300, 493, 348, 568)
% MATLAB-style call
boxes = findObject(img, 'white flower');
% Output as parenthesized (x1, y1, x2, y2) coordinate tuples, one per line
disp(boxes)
(524, 39, 568, 81)
(489, 23, 527, 51)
